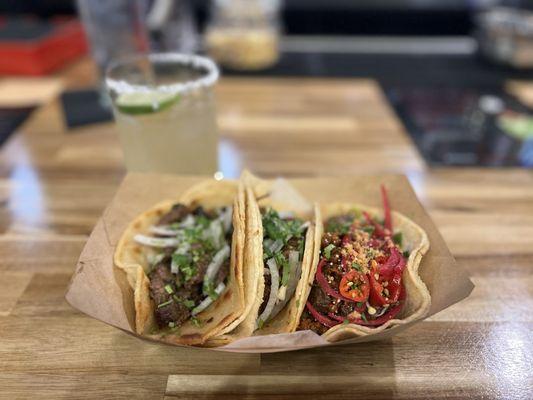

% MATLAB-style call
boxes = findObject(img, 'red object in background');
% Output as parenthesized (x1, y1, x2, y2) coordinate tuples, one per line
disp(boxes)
(0, 18, 87, 75)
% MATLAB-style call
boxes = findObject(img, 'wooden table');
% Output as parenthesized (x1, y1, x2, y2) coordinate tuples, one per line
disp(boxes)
(1, 60, 532, 399)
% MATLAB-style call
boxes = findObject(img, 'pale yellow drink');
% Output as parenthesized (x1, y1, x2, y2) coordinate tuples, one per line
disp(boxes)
(106, 54, 219, 175)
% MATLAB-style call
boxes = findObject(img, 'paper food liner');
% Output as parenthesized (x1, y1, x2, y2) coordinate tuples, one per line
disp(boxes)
(66, 173, 474, 353)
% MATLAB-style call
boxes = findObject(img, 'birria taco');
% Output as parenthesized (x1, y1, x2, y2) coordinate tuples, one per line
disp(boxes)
(114, 180, 246, 345)
(298, 185, 431, 341)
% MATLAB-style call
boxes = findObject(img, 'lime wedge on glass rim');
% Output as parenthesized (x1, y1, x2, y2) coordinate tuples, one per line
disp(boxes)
(115, 91, 180, 115)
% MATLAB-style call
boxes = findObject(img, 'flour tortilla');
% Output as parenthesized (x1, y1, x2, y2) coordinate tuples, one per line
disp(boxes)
(304, 203, 431, 342)
(114, 180, 246, 346)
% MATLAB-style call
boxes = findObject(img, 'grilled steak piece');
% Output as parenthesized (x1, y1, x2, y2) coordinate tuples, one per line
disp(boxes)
(157, 204, 189, 225)
(298, 309, 328, 335)
(307, 284, 331, 315)
(149, 259, 190, 327)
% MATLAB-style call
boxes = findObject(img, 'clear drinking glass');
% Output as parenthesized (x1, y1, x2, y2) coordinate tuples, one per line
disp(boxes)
(77, 0, 149, 80)
(105, 53, 220, 175)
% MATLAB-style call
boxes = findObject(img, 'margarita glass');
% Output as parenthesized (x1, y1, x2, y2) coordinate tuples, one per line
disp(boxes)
(106, 53, 219, 175)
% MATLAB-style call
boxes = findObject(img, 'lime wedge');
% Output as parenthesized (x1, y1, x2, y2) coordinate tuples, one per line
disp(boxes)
(115, 91, 180, 115)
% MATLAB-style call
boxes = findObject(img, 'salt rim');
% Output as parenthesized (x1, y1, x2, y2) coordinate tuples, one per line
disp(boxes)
(105, 53, 219, 96)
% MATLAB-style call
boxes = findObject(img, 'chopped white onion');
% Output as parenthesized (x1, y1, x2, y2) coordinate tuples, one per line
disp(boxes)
(191, 282, 226, 316)
(204, 244, 230, 285)
(263, 239, 273, 250)
(149, 214, 196, 236)
(170, 242, 191, 274)
(256, 258, 280, 327)
(278, 210, 294, 219)
(219, 206, 233, 233)
(269, 239, 284, 254)
(180, 214, 195, 228)
(149, 225, 180, 236)
(288, 250, 300, 269)
(147, 252, 165, 266)
(203, 219, 224, 249)
(298, 221, 310, 232)
(269, 250, 302, 321)
(277, 285, 287, 301)
(134, 234, 181, 248)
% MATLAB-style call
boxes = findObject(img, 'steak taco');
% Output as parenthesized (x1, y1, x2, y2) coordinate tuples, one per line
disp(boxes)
(298, 185, 431, 341)
(114, 180, 246, 345)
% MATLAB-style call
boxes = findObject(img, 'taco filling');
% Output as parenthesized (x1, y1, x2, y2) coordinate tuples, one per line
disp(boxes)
(133, 203, 233, 330)
(299, 186, 408, 334)
(256, 208, 309, 329)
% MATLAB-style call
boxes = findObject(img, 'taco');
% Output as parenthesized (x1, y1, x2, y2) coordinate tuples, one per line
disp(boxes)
(298, 185, 431, 341)
(240, 173, 320, 335)
(206, 173, 320, 345)
(114, 180, 246, 346)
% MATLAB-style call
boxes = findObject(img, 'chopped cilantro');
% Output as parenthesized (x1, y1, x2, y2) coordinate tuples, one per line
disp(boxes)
(350, 208, 362, 218)
(172, 253, 197, 281)
(366, 248, 377, 259)
(323, 244, 335, 260)
(203, 280, 219, 300)
(362, 226, 375, 236)
(196, 215, 210, 228)
(356, 302, 364, 308)
(343, 319, 349, 325)
(157, 299, 173, 308)
(352, 262, 362, 271)
(164, 284, 174, 294)
(274, 252, 291, 286)
(172, 295, 196, 310)
(191, 317, 203, 327)
(361, 313, 368, 322)
(183, 299, 195, 309)
(393, 232, 403, 246)
(326, 219, 350, 235)
(403, 250, 410, 258)
(262, 208, 304, 244)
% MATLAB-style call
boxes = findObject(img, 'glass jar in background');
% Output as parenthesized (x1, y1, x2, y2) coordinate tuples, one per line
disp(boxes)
(105, 53, 220, 175)
(205, 0, 281, 71)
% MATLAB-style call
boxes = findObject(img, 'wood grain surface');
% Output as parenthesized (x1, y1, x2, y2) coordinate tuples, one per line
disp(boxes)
(0, 59, 532, 399)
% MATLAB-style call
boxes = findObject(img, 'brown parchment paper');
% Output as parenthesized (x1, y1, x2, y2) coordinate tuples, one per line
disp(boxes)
(66, 173, 474, 353)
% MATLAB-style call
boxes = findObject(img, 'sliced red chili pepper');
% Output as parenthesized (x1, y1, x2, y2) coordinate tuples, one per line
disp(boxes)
(315, 258, 355, 302)
(339, 269, 370, 302)
(369, 238, 383, 249)
(327, 313, 346, 322)
(369, 269, 388, 307)
(306, 301, 339, 328)
(387, 255, 406, 303)
(381, 184, 392, 232)
(379, 247, 401, 279)
(363, 211, 386, 238)
(350, 285, 406, 327)
(369, 249, 406, 306)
